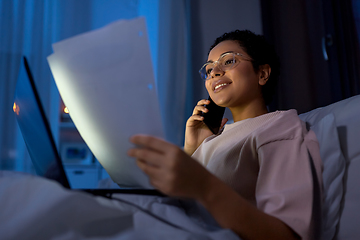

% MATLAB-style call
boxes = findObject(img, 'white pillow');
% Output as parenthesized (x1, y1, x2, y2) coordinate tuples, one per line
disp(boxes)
(306, 114, 345, 240)
(299, 94, 360, 239)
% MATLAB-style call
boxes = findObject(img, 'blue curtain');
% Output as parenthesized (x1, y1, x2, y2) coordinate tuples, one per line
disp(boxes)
(0, 0, 191, 172)
(156, 0, 189, 145)
(0, 0, 102, 172)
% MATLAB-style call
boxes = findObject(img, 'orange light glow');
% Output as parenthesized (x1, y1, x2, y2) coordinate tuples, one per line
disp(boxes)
(13, 102, 20, 115)
(64, 106, 69, 114)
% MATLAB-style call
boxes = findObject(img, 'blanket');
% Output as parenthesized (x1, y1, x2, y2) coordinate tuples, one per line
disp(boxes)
(0, 171, 238, 240)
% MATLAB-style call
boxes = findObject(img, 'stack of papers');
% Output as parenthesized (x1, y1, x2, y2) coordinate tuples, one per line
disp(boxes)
(47, 17, 164, 188)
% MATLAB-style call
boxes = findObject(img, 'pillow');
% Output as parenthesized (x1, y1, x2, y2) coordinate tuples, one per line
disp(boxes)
(304, 113, 345, 240)
(299, 94, 360, 239)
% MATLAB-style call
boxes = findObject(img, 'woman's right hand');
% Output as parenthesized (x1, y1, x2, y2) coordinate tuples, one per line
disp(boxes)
(184, 99, 227, 156)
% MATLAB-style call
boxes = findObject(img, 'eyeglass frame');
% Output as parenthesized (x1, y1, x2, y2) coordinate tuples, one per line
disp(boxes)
(198, 52, 253, 81)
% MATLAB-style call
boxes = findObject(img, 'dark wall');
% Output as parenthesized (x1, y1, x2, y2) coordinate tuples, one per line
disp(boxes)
(261, 0, 360, 113)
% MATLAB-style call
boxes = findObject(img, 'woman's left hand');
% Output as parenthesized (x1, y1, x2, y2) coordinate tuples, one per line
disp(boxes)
(127, 135, 213, 199)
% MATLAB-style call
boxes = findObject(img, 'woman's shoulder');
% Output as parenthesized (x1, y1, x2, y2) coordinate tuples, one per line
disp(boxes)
(217, 109, 306, 148)
(251, 109, 307, 145)
(223, 109, 302, 133)
(218, 110, 304, 146)
(265, 109, 304, 129)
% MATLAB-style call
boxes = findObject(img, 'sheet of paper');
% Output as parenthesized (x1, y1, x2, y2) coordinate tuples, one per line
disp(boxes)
(47, 17, 164, 188)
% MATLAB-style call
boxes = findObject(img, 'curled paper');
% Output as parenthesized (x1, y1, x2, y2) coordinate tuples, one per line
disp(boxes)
(47, 17, 164, 188)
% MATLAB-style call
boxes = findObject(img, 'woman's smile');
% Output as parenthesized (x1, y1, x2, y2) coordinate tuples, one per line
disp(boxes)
(213, 79, 232, 93)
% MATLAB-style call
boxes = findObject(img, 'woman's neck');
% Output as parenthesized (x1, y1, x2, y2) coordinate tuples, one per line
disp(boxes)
(229, 99, 269, 122)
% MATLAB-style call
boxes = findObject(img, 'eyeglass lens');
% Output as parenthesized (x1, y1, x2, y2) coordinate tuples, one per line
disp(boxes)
(200, 53, 237, 80)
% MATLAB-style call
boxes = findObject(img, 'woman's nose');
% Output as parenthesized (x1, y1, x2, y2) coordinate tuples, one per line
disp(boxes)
(210, 64, 224, 78)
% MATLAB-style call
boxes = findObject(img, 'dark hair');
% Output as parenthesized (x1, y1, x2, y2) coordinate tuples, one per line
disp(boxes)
(209, 30, 280, 105)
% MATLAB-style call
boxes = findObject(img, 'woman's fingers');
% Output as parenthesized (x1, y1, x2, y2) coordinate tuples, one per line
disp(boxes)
(128, 136, 170, 167)
(187, 114, 204, 123)
(192, 99, 210, 115)
(129, 135, 185, 167)
(128, 147, 163, 167)
(136, 158, 161, 174)
(197, 99, 210, 106)
(136, 159, 167, 191)
(129, 135, 169, 153)
(192, 105, 208, 116)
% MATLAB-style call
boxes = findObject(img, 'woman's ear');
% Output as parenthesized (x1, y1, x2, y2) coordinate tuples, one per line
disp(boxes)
(258, 64, 271, 86)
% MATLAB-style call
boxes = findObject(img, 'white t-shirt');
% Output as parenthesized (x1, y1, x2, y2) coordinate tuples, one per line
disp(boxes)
(192, 110, 322, 240)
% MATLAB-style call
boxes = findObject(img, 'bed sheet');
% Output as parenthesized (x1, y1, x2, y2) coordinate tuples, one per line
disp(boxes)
(0, 171, 239, 240)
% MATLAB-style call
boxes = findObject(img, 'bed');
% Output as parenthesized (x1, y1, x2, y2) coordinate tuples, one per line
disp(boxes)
(1, 95, 359, 240)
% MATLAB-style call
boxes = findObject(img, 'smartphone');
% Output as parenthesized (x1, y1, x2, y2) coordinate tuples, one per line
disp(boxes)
(201, 97, 225, 134)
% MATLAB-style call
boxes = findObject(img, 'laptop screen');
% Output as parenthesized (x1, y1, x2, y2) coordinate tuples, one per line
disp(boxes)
(13, 56, 70, 188)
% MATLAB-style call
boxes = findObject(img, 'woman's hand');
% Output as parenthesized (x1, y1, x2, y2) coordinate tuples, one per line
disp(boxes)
(184, 99, 227, 155)
(128, 135, 214, 199)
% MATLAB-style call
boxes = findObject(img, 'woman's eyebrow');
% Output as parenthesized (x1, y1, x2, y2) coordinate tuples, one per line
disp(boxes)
(206, 51, 235, 63)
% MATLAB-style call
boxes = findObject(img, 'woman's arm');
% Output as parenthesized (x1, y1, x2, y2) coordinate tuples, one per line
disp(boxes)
(128, 135, 300, 240)
(198, 172, 300, 240)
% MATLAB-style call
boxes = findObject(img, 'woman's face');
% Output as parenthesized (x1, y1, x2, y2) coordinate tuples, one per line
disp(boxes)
(205, 40, 263, 108)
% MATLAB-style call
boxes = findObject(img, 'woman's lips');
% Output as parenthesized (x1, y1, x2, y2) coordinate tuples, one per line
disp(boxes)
(213, 82, 231, 93)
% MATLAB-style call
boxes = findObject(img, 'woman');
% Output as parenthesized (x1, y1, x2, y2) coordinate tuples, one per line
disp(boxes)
(128, 30, 322, 240)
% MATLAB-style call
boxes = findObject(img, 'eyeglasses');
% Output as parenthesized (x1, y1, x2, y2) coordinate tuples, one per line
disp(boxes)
(199, 52, 252, 81)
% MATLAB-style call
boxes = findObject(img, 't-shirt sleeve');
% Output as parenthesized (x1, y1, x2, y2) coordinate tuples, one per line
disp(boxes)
(256, 137, 315, 239)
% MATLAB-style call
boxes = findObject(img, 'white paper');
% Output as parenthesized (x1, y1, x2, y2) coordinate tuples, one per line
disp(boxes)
(47, 17, 164, 188)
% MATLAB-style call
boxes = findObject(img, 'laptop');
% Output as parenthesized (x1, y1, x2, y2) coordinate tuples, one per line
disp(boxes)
(13, 56, 163, 197)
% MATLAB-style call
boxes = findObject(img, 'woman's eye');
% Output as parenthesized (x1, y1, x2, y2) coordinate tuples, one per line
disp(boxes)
(206, 68, 213, 75)
(224, 59, 235, 65)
